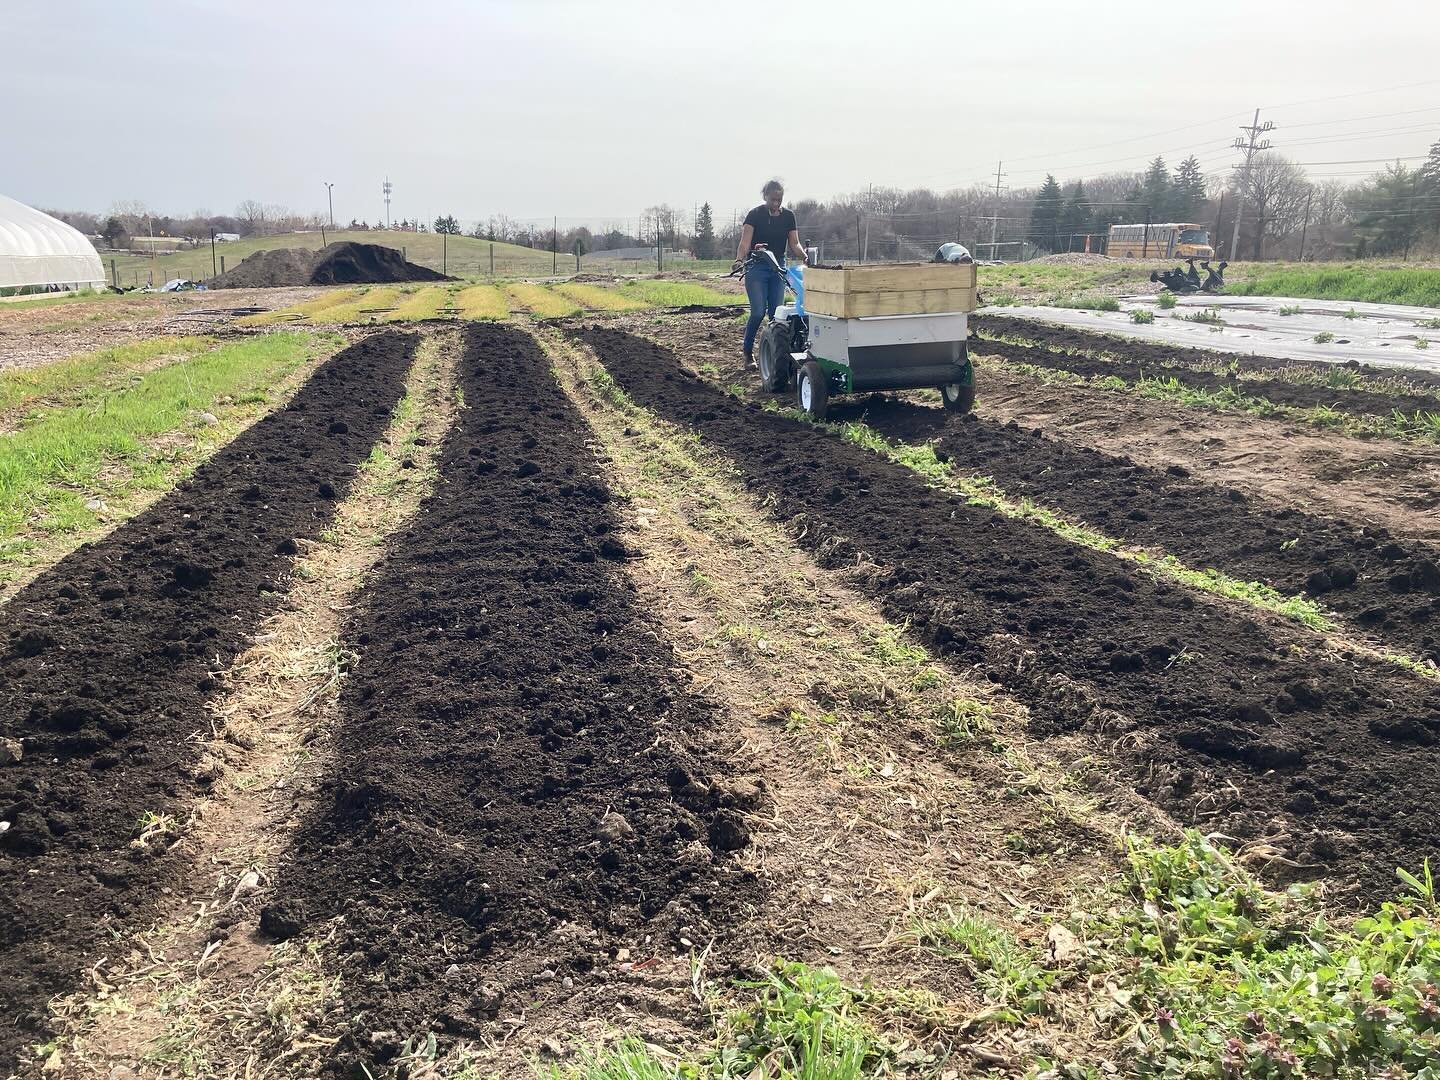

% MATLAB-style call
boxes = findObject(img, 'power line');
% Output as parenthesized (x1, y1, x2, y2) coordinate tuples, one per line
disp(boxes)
(1229, 109, 1275, 259)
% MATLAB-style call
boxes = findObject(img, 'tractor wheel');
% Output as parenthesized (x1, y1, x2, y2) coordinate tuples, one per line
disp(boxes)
(757, 321, 791, 392)
(796, 361, 830, 421)
(940, 381, 975, 413)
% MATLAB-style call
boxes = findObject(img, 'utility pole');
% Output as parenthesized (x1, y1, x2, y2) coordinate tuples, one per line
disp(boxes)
(210, 229, 217, 279)
(1212, 191, 1225, 258)
(1297, 186, 1314, 262)
(552, 215, 558, 275)
(1142, 206, 1151, 258)
(1228, 109, 1274, 262)
(989, 161, 1005, 260)
(324, 182, 335, 227)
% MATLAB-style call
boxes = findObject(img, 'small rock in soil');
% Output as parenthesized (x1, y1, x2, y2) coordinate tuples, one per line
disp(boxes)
(0, 738, 22, 765)
(596, 810, 635, 843)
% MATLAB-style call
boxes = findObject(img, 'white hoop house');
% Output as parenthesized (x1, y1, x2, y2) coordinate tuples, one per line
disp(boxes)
(0, 194, 106, 293)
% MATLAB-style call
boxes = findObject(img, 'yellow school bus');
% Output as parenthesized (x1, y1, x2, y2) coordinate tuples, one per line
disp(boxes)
(1107, 223, 1215, 259)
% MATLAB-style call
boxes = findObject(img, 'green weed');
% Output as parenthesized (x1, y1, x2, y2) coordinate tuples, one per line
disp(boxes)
(1278, 304, 1302, 316)
(1057, 294, 1121, 312)
(1182, 307, 1224, 325)
(1314, 330, 1336, 343)
(1130, 309, 1156, 324)
(1156, 292, 1178, 310)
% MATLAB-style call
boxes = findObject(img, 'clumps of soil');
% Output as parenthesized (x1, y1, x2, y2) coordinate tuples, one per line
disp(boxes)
(578, 325, 1440, 904)
(0, 332, 417, 1071)
(271, 324, 758, 1070)
(847, 396, 1440, 662)
(210, 242, 449, 289)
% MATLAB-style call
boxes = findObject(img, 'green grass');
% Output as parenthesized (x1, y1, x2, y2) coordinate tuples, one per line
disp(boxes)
(383, 285, 455, 321)
(0, 332, 321, 563)
(1130, 308, 1155, 324)
(454, 283, 509, 321)
(1181, 307, 1224, 324)
(1056, 294, 1121, 312)
(1156, 292, 1178, 310)
(0, 337, 216, 420)
(1228, 264, 1440, 306)
(506, 282, 582, 318)
(553, 282, 649, 311)
(309, 286, 404, 323)
(237, 288, 362, 326)
(614, 280, 745, 308)
(0, 287, 115, 309)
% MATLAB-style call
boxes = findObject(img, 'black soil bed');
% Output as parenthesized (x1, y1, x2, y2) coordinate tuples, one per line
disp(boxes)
(842, 396, 1440, 663)
(975, 315, 1440, 420)
(268, 324, 758, 1071)
(579, 326, 1440, 906)
(0, 331, 415, 1069)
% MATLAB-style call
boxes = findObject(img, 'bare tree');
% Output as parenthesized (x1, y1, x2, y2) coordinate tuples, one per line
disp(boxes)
(236, 200, 269, 236)
(1235, 153, 1311, 259)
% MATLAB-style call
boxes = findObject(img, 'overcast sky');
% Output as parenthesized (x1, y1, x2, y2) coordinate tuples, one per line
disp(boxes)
(5, 0, 1438, 229)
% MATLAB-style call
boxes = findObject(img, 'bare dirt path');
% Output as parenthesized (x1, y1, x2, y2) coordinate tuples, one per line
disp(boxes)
(0, 288, 326, 372)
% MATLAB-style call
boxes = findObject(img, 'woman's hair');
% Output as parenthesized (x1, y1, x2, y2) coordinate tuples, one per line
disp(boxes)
(762, 179, 784, 197)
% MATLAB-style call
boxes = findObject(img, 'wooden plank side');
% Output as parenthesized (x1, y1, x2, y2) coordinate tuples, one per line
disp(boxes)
(806, 286, 977, 318)
(839, 263, 976, 292)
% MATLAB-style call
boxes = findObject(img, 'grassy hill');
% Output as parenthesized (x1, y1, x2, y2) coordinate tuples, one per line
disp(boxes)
(97, 230, 729, 286)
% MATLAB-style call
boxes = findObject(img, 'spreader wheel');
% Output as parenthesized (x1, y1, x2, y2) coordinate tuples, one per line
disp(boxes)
(940, 381, 975, 413)
(796, 360, 830, 421)
(757, 321, 791, 392)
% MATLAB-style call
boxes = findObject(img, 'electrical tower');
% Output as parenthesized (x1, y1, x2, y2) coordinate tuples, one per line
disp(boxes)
(1228, 111, 1274, 260)
(988, 161, 1006, 260)
(383, 177, 393, 227)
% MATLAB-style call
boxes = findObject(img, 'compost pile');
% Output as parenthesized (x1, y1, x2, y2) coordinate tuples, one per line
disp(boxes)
(211, 242, 449, 289)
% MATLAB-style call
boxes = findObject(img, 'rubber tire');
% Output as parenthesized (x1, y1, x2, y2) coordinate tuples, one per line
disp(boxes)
(940, 381, 975, 413)
(757, 321, 791, 392)
(796, 361, 830, 421)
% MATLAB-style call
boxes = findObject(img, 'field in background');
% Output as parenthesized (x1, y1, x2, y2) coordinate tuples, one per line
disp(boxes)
(97, 229, 733, 285)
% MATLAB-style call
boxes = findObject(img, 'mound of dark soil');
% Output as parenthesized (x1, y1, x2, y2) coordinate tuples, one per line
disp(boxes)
(270, 324, 757, 1071)
(211, 242, 449, 289)
(579, 326, 1440, 905)
(0, 332, 416, 1071)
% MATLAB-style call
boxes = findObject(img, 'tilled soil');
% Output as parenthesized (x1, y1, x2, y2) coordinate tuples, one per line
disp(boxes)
(844, 398, 1440, 662)
(0, 331, 415, 1068)
(974, 316, 1440, 419)
(579, 326, 1440, 904)
(266, 324, 758, 1072)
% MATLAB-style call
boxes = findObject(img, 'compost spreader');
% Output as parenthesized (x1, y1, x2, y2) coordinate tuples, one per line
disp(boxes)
(752, 255, 979, 420)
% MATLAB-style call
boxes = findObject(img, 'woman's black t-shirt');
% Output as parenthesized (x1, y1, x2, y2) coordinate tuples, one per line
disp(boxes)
(744, 204, 797, 265)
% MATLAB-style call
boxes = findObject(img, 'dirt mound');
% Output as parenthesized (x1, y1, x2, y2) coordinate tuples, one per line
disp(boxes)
(211, 242, 449, 289)
(0, 332, 416, 1070)
(579, 325, 1440, 904)
(270, 324, 757, 1071)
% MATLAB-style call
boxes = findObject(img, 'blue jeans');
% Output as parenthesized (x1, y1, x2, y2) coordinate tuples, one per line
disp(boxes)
(744, 260, 784, 356)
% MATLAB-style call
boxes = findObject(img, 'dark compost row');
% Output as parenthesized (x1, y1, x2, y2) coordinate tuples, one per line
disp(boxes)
(578, 326, 1440, 906)
(263, 324, 758, 1071)
(0, 331, 416, 1067)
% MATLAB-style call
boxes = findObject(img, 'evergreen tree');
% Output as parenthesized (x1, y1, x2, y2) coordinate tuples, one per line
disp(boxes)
(1172, 156, 1208, 220)
(1350, 163, 1426, 256)
(1140, 156, 1172, 219)
(1058, 181, 1091, 252)
(1420, 139, 1440, 236)
(432, 214, 460, 235)
(1029, 175, 1064, 252)
(693, 202, 717, 259)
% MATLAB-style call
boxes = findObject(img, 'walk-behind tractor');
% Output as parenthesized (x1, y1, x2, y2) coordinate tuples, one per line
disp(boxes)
(752, 254, 979, 420)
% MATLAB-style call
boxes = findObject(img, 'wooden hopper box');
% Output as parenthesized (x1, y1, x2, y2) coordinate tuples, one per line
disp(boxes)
(803, 262, 978, 319)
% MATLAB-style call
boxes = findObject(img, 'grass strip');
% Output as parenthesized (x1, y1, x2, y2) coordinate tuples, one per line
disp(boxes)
(552, 281, 649, 311)
(236, 289, 361, 327)
(0, 331, 325, 563)
(310, 286, 404, 324)
(505, 282, 581, 318)
(1228, 265, 1440, 306)
(0, 336, 215, 419)
(454, 284, 509, 321)
(614, 279, 744, 308)
(384, 285, 455, 322)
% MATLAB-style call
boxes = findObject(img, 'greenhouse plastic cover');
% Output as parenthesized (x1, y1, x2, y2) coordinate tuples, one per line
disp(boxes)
(0, 193, 106, 290)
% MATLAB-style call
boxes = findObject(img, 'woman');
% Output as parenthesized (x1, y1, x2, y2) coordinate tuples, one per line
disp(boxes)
(733, 180, 809, 363)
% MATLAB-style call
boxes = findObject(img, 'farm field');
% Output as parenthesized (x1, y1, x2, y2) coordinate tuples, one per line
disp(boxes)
(97, 230, 733, 285)
(5, 282, 1440, 1078)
